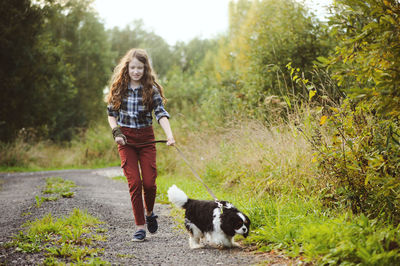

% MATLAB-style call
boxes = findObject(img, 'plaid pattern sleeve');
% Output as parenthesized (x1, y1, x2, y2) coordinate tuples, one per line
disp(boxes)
(107, 105, 119, 118)
(153, 88, 170, 122)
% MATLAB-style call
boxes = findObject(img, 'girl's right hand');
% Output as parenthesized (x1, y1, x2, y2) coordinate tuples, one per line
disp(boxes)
(166, 137, 175, 146)
(115, 136, 126, 145)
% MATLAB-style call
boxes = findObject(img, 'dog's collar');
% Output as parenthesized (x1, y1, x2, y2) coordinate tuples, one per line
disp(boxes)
(215, 200, 224, 214)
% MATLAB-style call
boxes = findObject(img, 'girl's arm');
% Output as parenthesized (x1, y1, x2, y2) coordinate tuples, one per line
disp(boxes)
(159, 117, 175, 146)
(108, 116, 118, 129)
(108, 116, 126, 145)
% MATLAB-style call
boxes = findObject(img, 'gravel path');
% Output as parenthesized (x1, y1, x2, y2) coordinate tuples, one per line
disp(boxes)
(0, 167, 270, 265)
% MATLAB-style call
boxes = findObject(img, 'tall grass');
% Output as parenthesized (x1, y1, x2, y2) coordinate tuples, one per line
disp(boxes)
(156, 115, 317, 193)
(0, 122, 120, 171)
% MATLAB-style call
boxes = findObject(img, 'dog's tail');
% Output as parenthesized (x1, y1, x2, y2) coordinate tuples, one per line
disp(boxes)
(167, 185, 188, 208)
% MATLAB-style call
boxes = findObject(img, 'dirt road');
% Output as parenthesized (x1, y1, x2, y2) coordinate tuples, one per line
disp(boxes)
(0, 167, 264, 265)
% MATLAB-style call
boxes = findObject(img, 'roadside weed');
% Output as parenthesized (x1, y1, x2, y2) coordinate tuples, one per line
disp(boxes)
(7, 208, 109, 264)
(35, 177, 76, 207)
(43, 255, 109, 265)
(35, 195, 59, 208)
(42, 177, 76, 197)
(35, 195, 44, 208)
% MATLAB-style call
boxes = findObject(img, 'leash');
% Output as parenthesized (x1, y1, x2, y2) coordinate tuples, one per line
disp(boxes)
(173, 145, 218, 201)
(125, 139, 218, 200)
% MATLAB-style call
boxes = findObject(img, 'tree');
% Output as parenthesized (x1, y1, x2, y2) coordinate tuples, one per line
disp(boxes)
(108, 20, 173, 78)
(0, 0, 45, 141)
(327, 0, 400, 115)
(0, 0, 113, 142)
(215, 0, 333, 119)
(59, 0, 113, 132)
(171, 38, 218, 74)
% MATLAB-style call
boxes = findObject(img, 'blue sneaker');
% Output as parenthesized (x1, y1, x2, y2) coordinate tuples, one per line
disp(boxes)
(146, 212, 158, 234)
(132, 229, 146, 242)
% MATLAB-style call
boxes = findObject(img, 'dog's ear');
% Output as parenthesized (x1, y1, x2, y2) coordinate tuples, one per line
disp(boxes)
(220, 210, 238, 237)
(243, 214, 251, 238)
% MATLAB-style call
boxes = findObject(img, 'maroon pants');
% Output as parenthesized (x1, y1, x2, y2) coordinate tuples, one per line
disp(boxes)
(118, 126, 157, 225)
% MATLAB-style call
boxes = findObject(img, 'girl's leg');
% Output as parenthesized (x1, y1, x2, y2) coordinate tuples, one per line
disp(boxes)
(139, 143, 157, 214)
(118, 144, 146, 226)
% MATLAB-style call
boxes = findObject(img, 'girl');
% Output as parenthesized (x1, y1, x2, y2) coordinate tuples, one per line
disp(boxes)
(106, 48, 175, 242)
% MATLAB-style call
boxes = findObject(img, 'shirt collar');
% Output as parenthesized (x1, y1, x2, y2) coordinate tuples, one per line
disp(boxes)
(128, 84, 142, 91)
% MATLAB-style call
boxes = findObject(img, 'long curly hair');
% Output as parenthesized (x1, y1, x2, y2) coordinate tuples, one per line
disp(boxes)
(107, 48, 166, 111)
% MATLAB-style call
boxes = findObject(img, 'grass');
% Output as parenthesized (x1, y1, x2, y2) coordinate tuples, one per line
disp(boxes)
(42, 177, 77, 197)
(6, 208, 109, 265)
(116, 253, 136, 259)
(156, 173, 400, 265)
(35, 177, 77, 208)
(0, 123, 120, 172)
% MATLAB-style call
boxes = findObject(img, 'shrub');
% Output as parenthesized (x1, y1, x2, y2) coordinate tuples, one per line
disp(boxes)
(314, 98, 400, 222)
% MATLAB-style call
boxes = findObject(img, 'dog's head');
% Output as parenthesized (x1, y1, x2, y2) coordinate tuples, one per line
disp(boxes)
(220, 207, 251, 238)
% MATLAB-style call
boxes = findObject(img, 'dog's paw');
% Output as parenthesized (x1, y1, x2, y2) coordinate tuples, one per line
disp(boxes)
(217, 244, 226, 250)
(232, 241, 242, 248)
(209, 242, 228, 250)
(189, 243, 204, 249)
(189, 237, 204, 249)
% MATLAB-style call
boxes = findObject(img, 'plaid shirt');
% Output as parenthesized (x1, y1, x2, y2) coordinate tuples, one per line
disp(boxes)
(107, 85, 170, 128)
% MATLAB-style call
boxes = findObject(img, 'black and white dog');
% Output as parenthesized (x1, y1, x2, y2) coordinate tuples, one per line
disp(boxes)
(167, 185, 251, 249)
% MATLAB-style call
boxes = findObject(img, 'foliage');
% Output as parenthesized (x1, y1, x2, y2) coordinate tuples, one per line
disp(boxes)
(0, 0, 47, 141)
(108, 20, 174, 78)
(326, 0, 400, 114)
(301, 0, 400, 222)
(171, 38, 218, 74)
(311, 99, 400, 222)
(163, 39, 225, 126)
(213, 0, 334, 120)
(291, 58, 400, 223)
(0, 0, 113, 142)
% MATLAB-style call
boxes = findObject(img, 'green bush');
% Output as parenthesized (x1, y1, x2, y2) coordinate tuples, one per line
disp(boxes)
(327, 0, 400, 114)
(314, 98, 400, 222)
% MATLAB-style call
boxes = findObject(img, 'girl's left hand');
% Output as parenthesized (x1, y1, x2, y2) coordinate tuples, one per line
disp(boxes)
(167, 137, 175, 146)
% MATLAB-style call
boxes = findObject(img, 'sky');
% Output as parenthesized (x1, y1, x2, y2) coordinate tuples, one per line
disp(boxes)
(93, 0, 332, 45)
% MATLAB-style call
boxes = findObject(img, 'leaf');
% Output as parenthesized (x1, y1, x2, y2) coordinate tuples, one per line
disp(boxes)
(316, 56, 330, 65)
(309, 89, 317, 101)
(330, 107, 339, 113)
(283, 96, 292, 109)
(320, 116, 328, 125)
